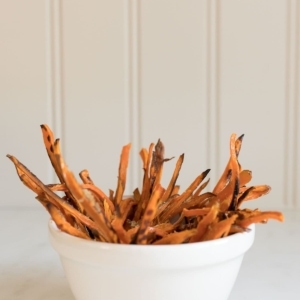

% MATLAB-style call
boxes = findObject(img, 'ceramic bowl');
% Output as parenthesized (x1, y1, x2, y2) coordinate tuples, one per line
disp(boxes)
(48, 220, 255, 300)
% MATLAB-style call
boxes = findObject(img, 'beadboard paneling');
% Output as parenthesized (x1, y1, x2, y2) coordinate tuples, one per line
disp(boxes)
(139, 0, 209, 193)
(218, 0, 287, 209)
(0, 0, 299, 210)
(61, 0, 132, 195)
(0, 1, 50, 207)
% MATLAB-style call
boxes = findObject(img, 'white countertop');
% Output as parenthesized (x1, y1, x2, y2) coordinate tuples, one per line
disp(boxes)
(1, 208, 299, 300)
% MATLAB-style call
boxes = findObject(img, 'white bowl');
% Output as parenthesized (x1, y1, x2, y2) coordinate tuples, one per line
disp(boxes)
(48, 220, 255, 300)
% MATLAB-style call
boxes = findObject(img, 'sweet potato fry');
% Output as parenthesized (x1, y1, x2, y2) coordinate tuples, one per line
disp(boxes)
(179, 192, 216, 211)
(81, 184, 115, 212)
(201, 215, 238, 241)
(40, 124, 64, 183)
(160, 154, 184, 203)
(237, 185, 271, 208)
(236, 211, 284, 228)
(159, 169, 210, 222)
(194, 178, 210, 197)
(56, 151, 117, 242)
(149, 140, 165, 191)
(47, 203, 91, 240)
(133, 144, 154, 221)
(182, 207, 211, 218)
(136, 185, 164, 244)
(111, 220, 130, 244)
(115, 144, 131, 206)
(79, 169, 94, 185)
(7, 155, 98, 230)
(189, 204, 219, 243)
(239, 170, 252, 186)
(153, 229, 197, 245)
(213, 134, 243, 194)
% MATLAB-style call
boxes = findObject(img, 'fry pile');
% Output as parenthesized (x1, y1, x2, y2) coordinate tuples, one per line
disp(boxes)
(7, 125, 283, 244)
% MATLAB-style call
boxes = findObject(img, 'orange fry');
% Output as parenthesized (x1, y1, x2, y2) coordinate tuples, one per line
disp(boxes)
(79, 169, 94, 185)
(238, 185, 271, 206)
(201, 215, 238, 241)
(40, 124, 64, 183)
(213, 134, 243, 194)
(7, 155, 98, 231)
(133, 143, 154, 221)
(194, 178, 210, 197)
(47, 203, 91, 240)
(81, 184, 115, 212)
(160, 154, 184, 203)
(153, 229, 196, 245)
(236, 211, 284, 228)
(115, 144, 131, 206)
(189, 204, 219, 243)
(136, 185, 164, 244)
(182, 207, 210, 218)
(160, 169, 210, 222)
(149, 139, 165, 191)
(239, 170, 252, 186)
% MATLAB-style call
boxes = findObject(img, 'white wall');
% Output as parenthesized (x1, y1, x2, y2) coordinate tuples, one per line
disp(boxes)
(1, 0, 299, 210)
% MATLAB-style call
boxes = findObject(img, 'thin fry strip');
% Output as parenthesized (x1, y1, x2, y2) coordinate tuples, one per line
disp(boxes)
(53, 139, 83, 212)
(55, 152, 117, 243)
(194, 178, 210, 197)
(182, 207, 210, 218)
(201, 215, 238, 241)
(218, 134, 240, 211)
(154, 222, 175, 232)
(213, 134, 242, 194)
(136, 185, 164, 244)
(149, 139, 165, 191)
(189, 204, 219, 243)
(133, 143, 154, 221)
(160, 154, 184, 203)
(236, 211, 284, 228)
(159, 169, 210, 222)
(115, 144, 131, 206)
(171, 185, 180, 196)
(103, 199, 113, 223)
(81, 184, 115, 212)
(238, 185, 271, 204)
(47, 183, 67, 192)
(111, 221, 130, 244)
(7, 155, 99, 231)
(127, 226, 140, 241)
(79, 169, 94, 185)
(47, 203, 91, 240)
(179, 192, 216, 211)
(148, 227, 168, 237)
(153, 229, 196, 245)
(40, 124, 64, 183)
(239, 170, 252, 186)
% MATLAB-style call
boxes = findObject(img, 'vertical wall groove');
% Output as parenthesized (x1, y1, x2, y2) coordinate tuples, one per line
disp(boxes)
(45, 0, 64, 182)
(204, 0, 221, 185)
(45, 0, 54, 182)
(293, 0, 300, 208)
(284, 0, 300, 208)
(124, 0, 141, 192)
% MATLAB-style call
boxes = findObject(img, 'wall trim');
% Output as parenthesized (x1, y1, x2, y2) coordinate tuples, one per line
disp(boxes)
(203, 0, 221, 186)
(124, 0, 142, 193)
(45, 0, 64, 182)
(284, 0, 300, 208)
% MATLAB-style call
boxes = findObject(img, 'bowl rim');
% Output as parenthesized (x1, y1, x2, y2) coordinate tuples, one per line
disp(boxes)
(48, 219, 255, 269)
(48, 219, 255, 250)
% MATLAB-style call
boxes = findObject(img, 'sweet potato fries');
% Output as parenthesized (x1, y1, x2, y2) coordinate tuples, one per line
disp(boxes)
(7, 125, 283, 244)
